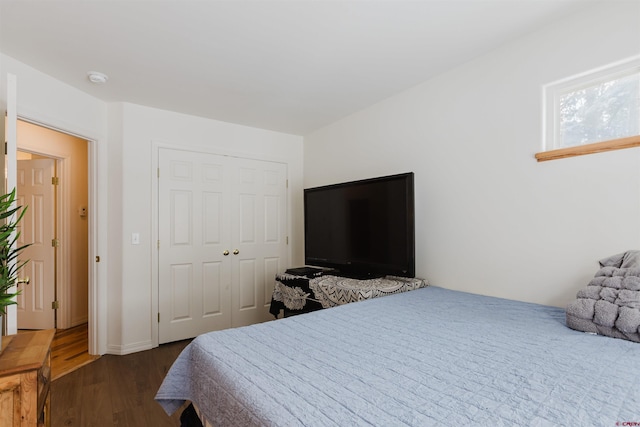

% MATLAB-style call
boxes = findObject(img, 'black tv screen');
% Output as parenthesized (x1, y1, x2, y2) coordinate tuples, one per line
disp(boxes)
(304, 172, 415, 278)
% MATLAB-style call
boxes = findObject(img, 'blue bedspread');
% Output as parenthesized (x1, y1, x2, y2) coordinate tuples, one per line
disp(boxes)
(156, 286, 640, 426)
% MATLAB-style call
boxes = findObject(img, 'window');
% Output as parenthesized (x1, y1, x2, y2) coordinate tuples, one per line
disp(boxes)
(538, 56, 640, 161)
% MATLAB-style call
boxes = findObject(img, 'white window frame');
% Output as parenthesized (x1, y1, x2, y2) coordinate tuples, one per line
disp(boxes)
(540, 55, 640, 160)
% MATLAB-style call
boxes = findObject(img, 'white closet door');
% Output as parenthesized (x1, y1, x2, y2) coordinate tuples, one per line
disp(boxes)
(230, 158, 287, 327)
(158, 148, 232, 344)
(158, 148, 288, 343)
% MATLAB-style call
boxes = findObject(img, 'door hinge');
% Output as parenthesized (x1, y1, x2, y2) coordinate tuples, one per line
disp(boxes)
(158, 312, 160, 323)
(286, 236, 289, 245)
(51, 238, 60, 247)
(157, 167, 160, 178)
(286, 179, 288, 188)
(157, 240, 160, 249)
(52, 301, 60, 310)
(52, 177, 59, 185)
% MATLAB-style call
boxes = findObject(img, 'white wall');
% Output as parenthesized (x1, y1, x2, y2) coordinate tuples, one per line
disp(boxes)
(304, 1, 640, 307)
(110, 103, 303, 354)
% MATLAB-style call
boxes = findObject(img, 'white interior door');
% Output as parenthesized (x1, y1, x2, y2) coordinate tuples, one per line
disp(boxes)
(3, 73, 18, 334)
(231, 158, 287, 327)
(158, 148, 288, 343)
(158, 148, 233, 344)
(16, 158, 56, 329)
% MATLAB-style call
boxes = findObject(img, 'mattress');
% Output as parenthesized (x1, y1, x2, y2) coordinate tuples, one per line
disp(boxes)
(156, 286, 640, 426)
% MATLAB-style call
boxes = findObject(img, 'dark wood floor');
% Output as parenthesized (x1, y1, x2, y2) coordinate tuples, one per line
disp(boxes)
(51, 339, 192, 426)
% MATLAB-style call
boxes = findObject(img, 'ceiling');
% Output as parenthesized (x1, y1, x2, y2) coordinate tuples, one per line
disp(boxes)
(0, 0, 600, 136)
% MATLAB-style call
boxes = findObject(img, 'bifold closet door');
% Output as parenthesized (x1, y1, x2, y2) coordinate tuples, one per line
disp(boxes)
(229, 158, 287, 328)
(158, 148, 232, 344)
(158, 148, 288, 344)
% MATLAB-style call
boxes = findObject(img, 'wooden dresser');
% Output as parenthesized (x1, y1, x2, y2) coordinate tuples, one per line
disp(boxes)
(0, 329, 55, 427)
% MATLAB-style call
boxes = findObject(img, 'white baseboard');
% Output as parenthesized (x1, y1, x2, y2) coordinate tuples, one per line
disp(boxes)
(106, 339, 154, 355)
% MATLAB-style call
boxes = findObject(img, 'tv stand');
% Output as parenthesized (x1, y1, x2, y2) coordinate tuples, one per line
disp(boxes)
(285, 266, 337, 277)
(284, 266, 385, 280)
(334, 271, 385, 280)
(270, 272, 426, 318)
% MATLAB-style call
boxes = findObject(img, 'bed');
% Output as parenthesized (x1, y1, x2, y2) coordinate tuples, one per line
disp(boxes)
(155, 286, 640, 426)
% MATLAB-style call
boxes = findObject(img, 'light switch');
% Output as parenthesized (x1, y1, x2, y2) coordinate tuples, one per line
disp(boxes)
(132, 233, 140, 245)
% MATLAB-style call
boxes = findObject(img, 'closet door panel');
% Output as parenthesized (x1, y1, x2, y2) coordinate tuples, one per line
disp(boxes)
(158, 149, 231, 344)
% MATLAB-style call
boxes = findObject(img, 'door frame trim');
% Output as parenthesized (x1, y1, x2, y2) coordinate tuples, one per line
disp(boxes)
(5, 73, 17, 335)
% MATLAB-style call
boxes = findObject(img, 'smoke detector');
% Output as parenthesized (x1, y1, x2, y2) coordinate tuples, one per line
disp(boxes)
(87, 71, 108, 84)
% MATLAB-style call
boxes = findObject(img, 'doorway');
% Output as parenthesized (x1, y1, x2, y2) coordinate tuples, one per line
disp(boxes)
(16, 120, 90, 368)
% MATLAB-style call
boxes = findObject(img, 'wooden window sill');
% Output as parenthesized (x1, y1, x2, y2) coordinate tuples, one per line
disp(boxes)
(535, 135, 640, 162)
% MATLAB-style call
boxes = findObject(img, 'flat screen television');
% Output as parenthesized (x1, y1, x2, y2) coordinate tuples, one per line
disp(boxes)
(304, 172, 415, 279)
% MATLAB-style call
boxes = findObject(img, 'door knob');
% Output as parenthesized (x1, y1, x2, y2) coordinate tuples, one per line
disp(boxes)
(233, 249, 239, 255)
(17, 277, 30, 285)
(223, 250, 229, 256)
